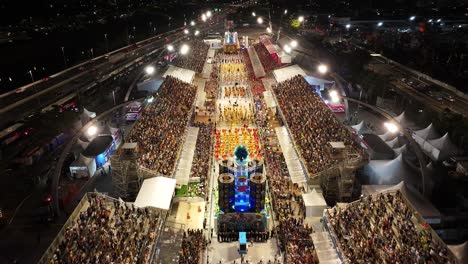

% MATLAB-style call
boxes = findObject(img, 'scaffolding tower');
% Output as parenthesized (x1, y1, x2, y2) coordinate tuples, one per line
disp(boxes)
(111, 142, 141, 200)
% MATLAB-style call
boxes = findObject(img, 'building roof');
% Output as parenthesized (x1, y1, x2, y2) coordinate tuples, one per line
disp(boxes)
(82, 135, 113, 157)
(134, 177, 176, 210)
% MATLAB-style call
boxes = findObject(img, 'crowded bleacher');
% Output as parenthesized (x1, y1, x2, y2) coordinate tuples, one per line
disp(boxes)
(172, 40, 209, 73)
(273, 75, 364, 174)
(129, 76, 196, 175)
(44, 193, 160, 264)
(188, 123, 214, 198)
(178, 229, 206, 264)
(325, 191, 455, 263)
(254, 43, 279, 73)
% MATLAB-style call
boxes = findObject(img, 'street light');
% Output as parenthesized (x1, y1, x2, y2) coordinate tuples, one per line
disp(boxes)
(384, 122, 399, 133)
(290, 40, 298, 48)
(257, 17, 263, 24)
(202, 14, 207, 22)
(145, 65, 155, 75)
(298, 16, 304, 23)
(194, 30, 200, 36)
(436, 18, 441, 22)
(346, 24, 351, 29)
(190, 21, 196, 26)
(284, 9, 287, 15)
(252, 12, 256, 17)
(377, 22, 383, 27)
(87, 126, 98, 136)
(317, 64, 328, 74)
(206, 11, 212, 18)
(329, 90, 340, 103)
(184, 29, 189, 34)
(409, 16, 416, 21)
(428, 19, 433, 23)
(266, 27, 272, 33)
(167, 44, 174, 51)
(180, 44, 190, 55)
(283, 44, 292, 53)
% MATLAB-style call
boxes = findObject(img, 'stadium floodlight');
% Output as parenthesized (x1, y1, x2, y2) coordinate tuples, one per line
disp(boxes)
(317, 64, 328, 74)
(202, 14, 207, 22)
(180, 44, 190, 55)
(206, 11, 212, 18)
(284, 9, 287, 15)
(194, 30, 200, 36)
(346, 24, 351, 29)
(428, 19, 433, 23)
(283, 44, 292, 53)
(145, 65, 155, 75)
(257, 17, 263, 24)
(298, 16, 304, 23)
(384, 122, 399, 133)
(87, 126, 98, 136)
(290, 40, 298, 48)
(167, 44, 174, 51)
(377, 22, 383, 27)
(190, 21, 195, 26)
(436, 18, 441, 22)
(409, 16, 416, 21)
(267, 27, 272, 33)
(329, 90, 340, 103)
(252, 12, 256, 17)
(184, 29, 189, 34)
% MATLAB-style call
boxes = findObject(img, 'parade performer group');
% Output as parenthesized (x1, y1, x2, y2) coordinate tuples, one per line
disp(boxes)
(214, 127, 261, 160)
(222, 85, 247, 98)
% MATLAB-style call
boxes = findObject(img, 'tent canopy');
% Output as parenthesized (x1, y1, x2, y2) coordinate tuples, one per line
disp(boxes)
(273, 65, 306, 83)
(263, 91, 277, 109)
(423, 132, 459, 161)
(361, 181, 441, 223)
(448, 241, 468, 264)
(163, 66, 195, 84)
(414, 123, 439, 141)
(82, 135, 113, 157)
(134, 176, 176, 210)
(366, 154, 416, 185)
(351, 121, 371, 135)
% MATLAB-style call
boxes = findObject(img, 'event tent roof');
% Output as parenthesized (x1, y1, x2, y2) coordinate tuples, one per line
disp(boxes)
(448, 241, 468, 264)
(378, 130, 397, 141)
(275, 126, 308, 183)
(134, 176, 176, 210)
(414, 123, 439, 141)
(394, 111, 411, 127)
(423, 132, 459, 161)
(361, 181, 441, 222)
(163, 65, 195, 84)
(393, 144, 407, 156)
(351, 121, 371, 135)
(263, 91, 277, 109)
(273, 65, 306, 83)
(366, 154, 415, 185)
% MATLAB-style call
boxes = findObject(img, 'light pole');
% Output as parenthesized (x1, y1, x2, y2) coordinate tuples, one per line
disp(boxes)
(90, 48, 94, 58)
(104, 33, 109, 53)
(28, 70, 34, 82)
(149, 22, 153, 35)
(61, 46, 67, 68)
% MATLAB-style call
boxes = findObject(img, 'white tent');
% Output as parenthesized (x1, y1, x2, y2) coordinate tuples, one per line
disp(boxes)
(365, 154, 415, 185)
(385, 137, 400, 148)
(361, 181, 441, 224)
(393, 144, 407, 156)
(302, 189, 328, 218)
(378, 130, 397, 141)
(134, 176, 176, 210)
(394, 111, 410, 127)
(163, 65, 195, 84)
(448, 241, 468, 264)
(69, 153, 96, 179)
(273, 65, 306, 83)
(174, 127, 199, 187)
(423, 132, 459, 161)
(351, 121, 371, 135)
(413, 123, 439, 145)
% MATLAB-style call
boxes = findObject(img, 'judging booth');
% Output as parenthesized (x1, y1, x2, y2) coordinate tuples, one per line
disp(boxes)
(134, 176, 177, 211)
(302, 189, 328, 218)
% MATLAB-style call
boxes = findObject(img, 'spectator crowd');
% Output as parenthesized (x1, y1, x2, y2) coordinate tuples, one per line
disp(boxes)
(326, 191, 454, 263)
(173, 40, 209, 73)
(129, 76, 196, 175)
(253, 43, 279, 73)
(178, 229, 206, 264)
(188, 123, 214, 198)
(47, 193, 159, 264)
(273, 75, 364, 174)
